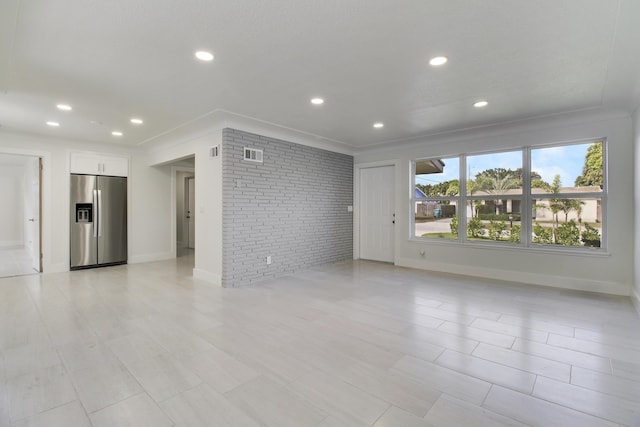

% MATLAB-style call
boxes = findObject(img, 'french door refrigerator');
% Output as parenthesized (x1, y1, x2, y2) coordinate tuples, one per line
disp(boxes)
(70, 174, 127, 269)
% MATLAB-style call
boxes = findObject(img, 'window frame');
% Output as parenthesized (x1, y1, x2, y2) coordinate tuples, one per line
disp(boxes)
(410, 138, 607, 252)
(411, 156, 462, 241)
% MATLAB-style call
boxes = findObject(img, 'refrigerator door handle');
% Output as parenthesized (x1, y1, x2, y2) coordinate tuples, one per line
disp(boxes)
(93, 189, 98, 237)
(98, 189, 103, 237)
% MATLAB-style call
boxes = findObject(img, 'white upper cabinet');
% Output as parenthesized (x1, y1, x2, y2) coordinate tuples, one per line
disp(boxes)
(70, 153, 128, 177)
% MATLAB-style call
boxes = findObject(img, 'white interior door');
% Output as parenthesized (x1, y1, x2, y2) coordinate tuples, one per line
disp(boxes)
(359, 165, 395, 262)
(186, 177, 195, 249)
(23, 157, 41, 272)
(31, 158, 41, 271)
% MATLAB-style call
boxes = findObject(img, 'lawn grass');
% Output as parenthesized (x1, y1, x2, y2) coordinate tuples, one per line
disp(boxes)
(421, 232, 456, 239)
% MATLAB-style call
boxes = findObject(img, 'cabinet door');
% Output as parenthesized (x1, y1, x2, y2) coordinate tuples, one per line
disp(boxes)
(102, 157, 128, 177)
(70, 153, 102, 175)
(70, 153, 129, 177)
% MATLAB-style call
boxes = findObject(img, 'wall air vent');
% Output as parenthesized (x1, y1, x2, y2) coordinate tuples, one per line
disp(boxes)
(210, 145, 220, 158)
(244, 147, 263, 163)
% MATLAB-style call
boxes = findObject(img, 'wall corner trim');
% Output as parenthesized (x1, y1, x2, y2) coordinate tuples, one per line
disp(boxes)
(632, 288, 640, 316)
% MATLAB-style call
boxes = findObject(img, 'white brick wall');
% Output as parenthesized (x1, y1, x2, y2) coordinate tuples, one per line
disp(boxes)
(222, 128, 353, 287)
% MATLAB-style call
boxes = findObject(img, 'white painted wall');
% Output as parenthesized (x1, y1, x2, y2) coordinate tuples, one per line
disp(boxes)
(355, 110, 634, 296)
(147, 127, 223, 284)
(0, 162, 24, 247)
(0, 131, 173, 272)
(633, 107, 640, 312)
(127, 159, 174, 264)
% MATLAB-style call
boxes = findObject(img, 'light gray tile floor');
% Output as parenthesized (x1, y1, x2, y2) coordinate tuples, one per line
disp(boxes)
(0, 255, 639, 426)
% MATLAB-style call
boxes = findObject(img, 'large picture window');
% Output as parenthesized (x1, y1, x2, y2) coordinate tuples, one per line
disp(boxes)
(411, 140, 605, 250)
(414, 157, 459, 239)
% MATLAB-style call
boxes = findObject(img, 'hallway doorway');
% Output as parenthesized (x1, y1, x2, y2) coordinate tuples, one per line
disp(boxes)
(172, 159, 195, 261)
(0, 154, 42, 277)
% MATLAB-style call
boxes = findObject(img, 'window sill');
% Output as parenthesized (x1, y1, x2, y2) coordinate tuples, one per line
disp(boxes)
(408, 237, 610, 257)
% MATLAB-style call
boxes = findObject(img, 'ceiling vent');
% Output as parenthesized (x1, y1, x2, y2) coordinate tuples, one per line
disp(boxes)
(244, 147, 263, 163)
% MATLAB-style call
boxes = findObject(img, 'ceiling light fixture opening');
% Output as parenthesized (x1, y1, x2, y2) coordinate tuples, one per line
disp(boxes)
(373, 122, 384, 128)
(111, 131, 123, 136)
(429, 56, 448, 66)
(310, 98, 324, 105)
(473, 100, 489, 108)
(56, 104, 72, 111)
(130, 118, 143, 124)
(46, 121, 60, 127)
(195, 51, 214, 61)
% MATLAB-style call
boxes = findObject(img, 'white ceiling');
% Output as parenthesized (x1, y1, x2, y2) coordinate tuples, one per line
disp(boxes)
(1, 0, 639, 150)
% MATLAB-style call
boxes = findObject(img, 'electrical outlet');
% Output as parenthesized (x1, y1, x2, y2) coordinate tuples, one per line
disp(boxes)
(266, 256, 272, 265)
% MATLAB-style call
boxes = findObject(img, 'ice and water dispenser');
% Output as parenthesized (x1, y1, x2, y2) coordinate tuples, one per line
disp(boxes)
(75, 203, 93, 223)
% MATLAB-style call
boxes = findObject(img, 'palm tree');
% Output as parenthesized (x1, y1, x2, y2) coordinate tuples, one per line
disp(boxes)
(466, 179, 482, 217)
(548, 175, 562, 227)
(558, 199, 586, 223)
(480, 175, 519, 214)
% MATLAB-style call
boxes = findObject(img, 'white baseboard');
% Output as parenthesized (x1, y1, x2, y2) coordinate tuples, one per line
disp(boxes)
(128, 252, 174, 264)
(632, 288, 640, 316)
(44, 262, 68, 274)
(193, 268, 222, 286)
(395, 257, 630, 296)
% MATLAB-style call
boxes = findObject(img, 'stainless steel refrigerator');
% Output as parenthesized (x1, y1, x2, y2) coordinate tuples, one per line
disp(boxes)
(70, 174, 127, 269)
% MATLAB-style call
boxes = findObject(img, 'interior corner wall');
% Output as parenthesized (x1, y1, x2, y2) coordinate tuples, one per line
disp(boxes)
(127, 159, 174, 264)
(633, 108, 640, 314)
(221, 128, 353, 287)
(355, 112, 634, 296)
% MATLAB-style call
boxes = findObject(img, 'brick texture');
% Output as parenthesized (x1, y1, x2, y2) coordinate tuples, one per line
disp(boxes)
(222, 128, 353, 287)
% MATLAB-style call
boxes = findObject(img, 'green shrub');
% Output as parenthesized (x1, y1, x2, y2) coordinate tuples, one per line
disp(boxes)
(555, 220, 581, 246)
(533, 223, 553, 244)
(467, 217, 483, 238)
(476, 204, 493, 215)
(488, 220, 507, 241)
(508, 224, 521, 243)
(441, 205, 456, 218)
(450, 215, 458, 236)
(581, 223, 601, 247)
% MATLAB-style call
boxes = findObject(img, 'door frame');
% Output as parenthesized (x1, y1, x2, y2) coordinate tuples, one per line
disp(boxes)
(185, 176, 195, 249)
(0, 149, 48, 273)
(170, 165, 195, 257)
(353, 160, 399, 262)
(36, 157, 43, 271)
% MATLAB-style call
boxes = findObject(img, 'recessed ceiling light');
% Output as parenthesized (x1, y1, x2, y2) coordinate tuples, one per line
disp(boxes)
(46, 121, 60, 127)
(130, 118, 143, 124)
(311, 98, 324, 105)
(473, 100, 489, 108)
(112, 131, 123, 136)
(195, 51, 214, 61)
(56, 104, 72, 111)
(429, 56, 448, 66)
(373, 122, 384, 128)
